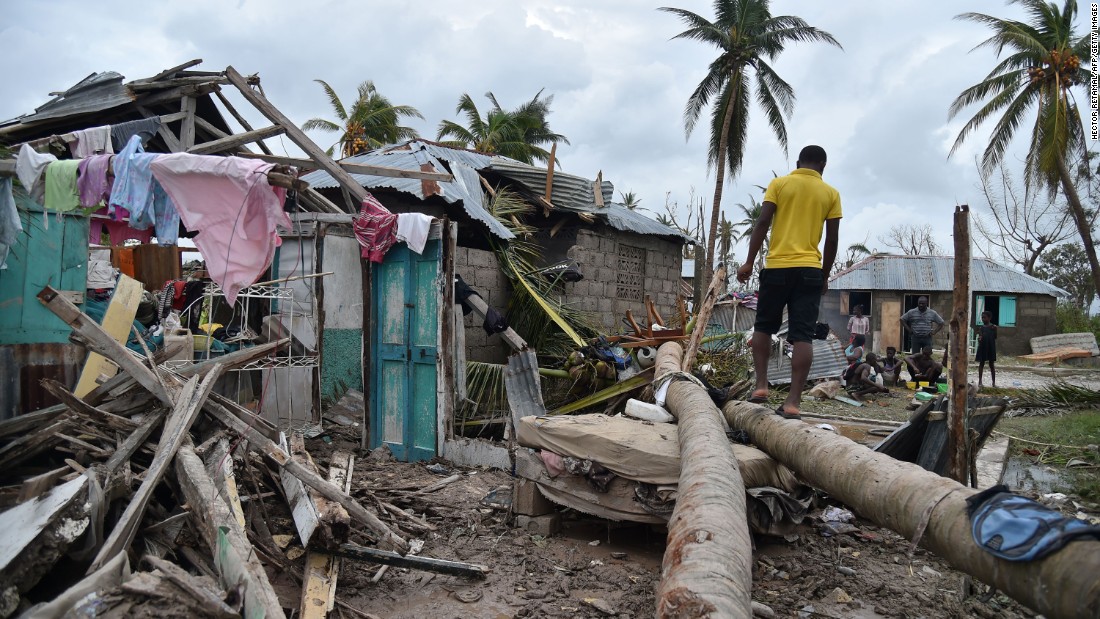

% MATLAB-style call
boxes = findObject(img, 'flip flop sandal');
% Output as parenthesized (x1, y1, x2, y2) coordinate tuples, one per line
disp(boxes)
(775, 406, 802, 420)
(747, 392, 769, 404)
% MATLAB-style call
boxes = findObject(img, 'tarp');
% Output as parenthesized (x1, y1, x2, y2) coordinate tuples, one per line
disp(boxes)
(517, 413, 800, 491)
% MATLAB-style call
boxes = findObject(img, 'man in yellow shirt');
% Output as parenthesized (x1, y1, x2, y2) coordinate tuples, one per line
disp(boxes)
(735, 145, 842, 419)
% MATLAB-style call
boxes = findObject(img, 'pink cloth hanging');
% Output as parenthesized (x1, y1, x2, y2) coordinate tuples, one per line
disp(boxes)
(77, 155, 113, 207)
(353, 194, 397, 262)
(150, 154, 289, 304)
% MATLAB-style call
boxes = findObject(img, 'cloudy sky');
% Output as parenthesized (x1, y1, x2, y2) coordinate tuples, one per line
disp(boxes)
(1, 0, 1093, 265)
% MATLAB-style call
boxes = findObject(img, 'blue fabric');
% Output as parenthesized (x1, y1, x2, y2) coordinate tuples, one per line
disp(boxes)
(108, 135, 180, 245)
(967, 485, 1100, 562)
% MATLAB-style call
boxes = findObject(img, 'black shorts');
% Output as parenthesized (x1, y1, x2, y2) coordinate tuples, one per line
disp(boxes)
(754, 267, 823, 343)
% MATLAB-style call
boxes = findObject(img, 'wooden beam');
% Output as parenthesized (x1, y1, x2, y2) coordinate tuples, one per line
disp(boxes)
(593, 171, 604, 207)
(299, 450, 354, 619)
(193, 115, 230, 140)
(39, 379, 139, 432)
(143, 555, 238, 619)
(544, 143, 557, 203)
(0, 476, 88, 576)
(133, 59, 204, 84)
(127, 75, 228, 91)
(0, 405, 66, 440)
(681, 264, 726, 372)
(179, 96, 197, 150)
(235, 152, 454, 182)
(214, 89, 274, 156)
(948, 205, 972, 484)
(330, 543, 487, 579)
(74, 274, 144, 397)
(176, 442, 287, 619)
(88, 368, 223, 573)
(461, 292, 527, 351)
(224, 66, 369, 204)
(199, 395, 407, 553)
(38, 286, 172, 404)
(283, 434, 351, 549)
(103, 409, 165, 475)
(135, 106, 183, 152)
(203, 438, 246, 529)
(187, 124, 284, 155)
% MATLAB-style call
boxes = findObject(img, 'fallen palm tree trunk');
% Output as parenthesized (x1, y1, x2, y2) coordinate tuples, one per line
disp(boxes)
(655, 342, 752, 619)
(722, 400, 1100, 619)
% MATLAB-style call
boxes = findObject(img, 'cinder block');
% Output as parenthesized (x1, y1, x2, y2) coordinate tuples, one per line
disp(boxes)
(513, 478, 554, 516)
(516, 513, 562, 536)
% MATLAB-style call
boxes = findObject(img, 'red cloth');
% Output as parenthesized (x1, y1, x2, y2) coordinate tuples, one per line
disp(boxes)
(353, 194, 397, 263)
(89, 208, 154, 245)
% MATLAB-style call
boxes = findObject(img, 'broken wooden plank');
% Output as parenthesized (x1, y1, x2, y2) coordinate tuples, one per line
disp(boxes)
(224, 66, 369, 205)
(88, 367, 223, 573)
(179, 95, 197, 150)
(0, 404, 66, 440)
(104, 409, 165, 475)
(0, 474, 89, 589)
(281, 434, 351, 550)
(300, 450, 355, 618)
(74, 274, 144, 397)
(213, 88, 275, 156)
(200, 395, 407, 553)
(39, 285, 172, 404)
(204, 438, 247, 529)
(177, 441, 286, 619)
(187, 124, 285, 155)
(143, 555, 238, 619)
(40, 379, 139, 432)
(681, 264, 726, 372)
(330, 543, 487, 579)
(0, 419, 67, 470)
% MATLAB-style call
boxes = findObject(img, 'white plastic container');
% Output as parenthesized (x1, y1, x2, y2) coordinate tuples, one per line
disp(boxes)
(635, 346, 657, 368)
(624, 398, 675, 423)
(163, 328, 193, 363)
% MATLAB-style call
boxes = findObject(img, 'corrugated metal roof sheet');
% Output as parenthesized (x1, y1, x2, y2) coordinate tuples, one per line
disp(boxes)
(300, 140, 514, 240)
(0, 72, 133, 128)
(305, 139, 687, 242)
(829, 254, 1067, 297)
(767, 338, 847, 385)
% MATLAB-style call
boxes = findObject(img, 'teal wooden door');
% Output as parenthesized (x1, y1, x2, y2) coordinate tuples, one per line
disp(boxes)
(0, 200, 89, 344)
(370, 240, 440, 461)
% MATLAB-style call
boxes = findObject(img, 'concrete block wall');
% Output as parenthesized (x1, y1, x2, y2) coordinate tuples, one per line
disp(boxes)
(454, 246, 511, 364)
(565, 229, 683, 333)
(1001, 294, 1057, 356)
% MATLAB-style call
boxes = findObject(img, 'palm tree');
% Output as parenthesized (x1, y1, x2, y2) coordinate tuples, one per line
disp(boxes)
(302, 80, 423, 157)
(437, 91, 570, 165)
(660, 0, 841, 290)
(949, 0, 1099, 298)
(620, 191, 642, 210)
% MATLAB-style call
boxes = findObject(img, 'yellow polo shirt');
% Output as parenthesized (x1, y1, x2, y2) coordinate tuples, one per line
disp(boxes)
(762, 168, 842, 269)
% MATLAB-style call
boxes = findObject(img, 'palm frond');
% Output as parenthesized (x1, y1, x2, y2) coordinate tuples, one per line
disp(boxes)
(314, 79, 347, 122)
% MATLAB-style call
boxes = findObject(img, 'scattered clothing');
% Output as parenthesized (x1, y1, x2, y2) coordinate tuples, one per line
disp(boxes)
(109, 135, 180, 244)
(454, 275, 478, 315)
(150, 153, 289, 304)
(66, 125, 113, 157)
(88, 211, 154, 246)
(77, 154, 113, 207)
(353, 194, 397, 262)
(967, 484, 1100, 562)
(396, 212, 433, 254)
(44, 160, 82, 212)
(16, 143, 57, 203)
(110, 118, 161, 152)
(482, 306, 508, 335)
(0, 178, 20, 270)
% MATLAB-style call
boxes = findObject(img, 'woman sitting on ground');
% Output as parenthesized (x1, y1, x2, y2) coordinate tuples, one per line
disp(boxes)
(841, 334, 866, 384)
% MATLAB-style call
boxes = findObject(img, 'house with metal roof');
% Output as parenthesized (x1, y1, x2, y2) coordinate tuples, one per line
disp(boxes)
(824, 254, 1068, 357)
(304, 139, 694, 358)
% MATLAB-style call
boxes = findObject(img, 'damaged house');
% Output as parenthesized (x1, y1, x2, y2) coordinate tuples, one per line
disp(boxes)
(824, 254, 1068, 356)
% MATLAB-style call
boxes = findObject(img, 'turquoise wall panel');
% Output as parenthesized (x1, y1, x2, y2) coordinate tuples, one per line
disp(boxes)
(320, 328, 363, 401)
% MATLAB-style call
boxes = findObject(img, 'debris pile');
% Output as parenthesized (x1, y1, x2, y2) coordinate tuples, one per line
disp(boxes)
(0, 287, 483, 618)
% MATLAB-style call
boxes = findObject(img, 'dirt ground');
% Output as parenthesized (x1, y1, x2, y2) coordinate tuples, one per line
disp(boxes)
(291, 432, 1052, 619)
(263, 363, 1099, 619)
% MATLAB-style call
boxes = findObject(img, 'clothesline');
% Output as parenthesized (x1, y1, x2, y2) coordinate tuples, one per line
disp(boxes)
(0, 157, 305, 191)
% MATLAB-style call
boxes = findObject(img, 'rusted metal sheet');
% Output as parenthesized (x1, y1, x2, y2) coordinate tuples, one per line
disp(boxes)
(0, 343, 84, 420)
(766, 338, 847, 386)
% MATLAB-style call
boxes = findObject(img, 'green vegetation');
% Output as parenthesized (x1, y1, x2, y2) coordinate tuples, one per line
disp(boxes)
(1054, 302, 1100, 343)
(949, 0, 1100, 307)
(436, 91, 569, 165)
(302, 79, 423, 157)
(660, 0, 841, 285)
